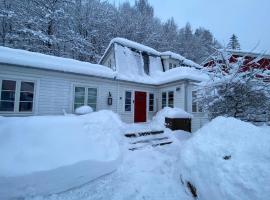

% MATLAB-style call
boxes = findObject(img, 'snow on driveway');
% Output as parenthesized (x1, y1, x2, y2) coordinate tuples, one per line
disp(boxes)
(26, 126, 192, 200)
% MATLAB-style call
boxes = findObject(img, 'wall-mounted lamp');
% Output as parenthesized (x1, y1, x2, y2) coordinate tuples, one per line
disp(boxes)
(176, 87, 181, 92)
(107, 92, 113, 105)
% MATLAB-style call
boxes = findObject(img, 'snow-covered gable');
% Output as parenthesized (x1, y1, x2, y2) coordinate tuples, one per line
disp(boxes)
(102, 38, 207, 84)
(114, 43, 164, 82)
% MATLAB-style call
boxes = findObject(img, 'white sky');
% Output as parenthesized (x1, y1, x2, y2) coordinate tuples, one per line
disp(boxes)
(109, 0, 270, 53)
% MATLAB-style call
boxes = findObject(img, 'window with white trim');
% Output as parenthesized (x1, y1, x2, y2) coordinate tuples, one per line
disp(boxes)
(162, 92, 167, 108)
(0, 79, 35, 112)
(74, 86, 97, 111)
(192, 91, 202, 112)
(149, 93, 154, 111)
(168, 91, 174, 108)
(161, 91, 174, 108)
(125, 91, 132, 112)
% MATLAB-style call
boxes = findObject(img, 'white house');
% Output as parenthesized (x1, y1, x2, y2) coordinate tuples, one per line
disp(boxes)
(0, 38, 208, 132)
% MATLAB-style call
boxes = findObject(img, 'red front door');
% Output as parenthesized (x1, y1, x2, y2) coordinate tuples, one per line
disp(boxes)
(134, 91, 147, 123)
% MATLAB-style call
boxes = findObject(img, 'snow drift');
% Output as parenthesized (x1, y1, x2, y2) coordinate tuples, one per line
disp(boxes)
(179, 117, 270, 200)
(0, 110, 123, 199)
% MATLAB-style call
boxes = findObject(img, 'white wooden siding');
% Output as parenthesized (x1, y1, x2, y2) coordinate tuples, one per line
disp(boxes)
(0, 64, 118, 116)
(0, 64, 208, 130)
(187, 83, 209, 132)
(158, 82, 185, 111)
(116, 82, 158, 123)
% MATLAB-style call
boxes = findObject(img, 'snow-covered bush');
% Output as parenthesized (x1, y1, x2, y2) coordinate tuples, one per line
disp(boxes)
(0, 110, 123, 199)
(179, 117, 270, 200)
(198, 50, 270, 123)
(75, 105, 93, 115)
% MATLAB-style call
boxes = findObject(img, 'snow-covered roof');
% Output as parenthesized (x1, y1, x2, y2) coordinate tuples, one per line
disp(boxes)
(100, 38, 201, 69)
(0, 46, 208, 85)
(160, 51, 202, 69)
(0, 46, 116, 79)
(226, 49, 270, 59)
(110, 37, 160, 55)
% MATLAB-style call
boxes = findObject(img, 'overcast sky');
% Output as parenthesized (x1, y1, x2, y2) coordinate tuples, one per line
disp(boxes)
(110, 0, 270, 53)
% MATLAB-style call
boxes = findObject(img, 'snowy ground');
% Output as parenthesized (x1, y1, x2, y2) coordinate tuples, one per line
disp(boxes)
(24, 123, 192, 200)
(1, 109, 270, 200)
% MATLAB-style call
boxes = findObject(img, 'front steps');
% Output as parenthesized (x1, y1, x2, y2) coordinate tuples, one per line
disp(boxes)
(124, 130, 173, 151)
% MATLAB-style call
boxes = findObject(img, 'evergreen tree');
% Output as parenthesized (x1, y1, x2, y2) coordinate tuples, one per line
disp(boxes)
(227, 34, 241, 50)
(0, 0, 221, 64)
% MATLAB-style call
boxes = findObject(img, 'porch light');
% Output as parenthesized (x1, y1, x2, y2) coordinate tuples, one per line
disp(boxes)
(107, 92, 113, 105)
(176, 87, 181, 92)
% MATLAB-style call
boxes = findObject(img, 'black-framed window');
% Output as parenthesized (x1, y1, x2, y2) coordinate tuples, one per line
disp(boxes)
(0, 79, 35, 112)
(149, 93, 154, 111)
(162, 91, 174, 108)
(125, 91, 132, 111)
(19, 82, 34, 112)
(169, 63, 173, 69)
(74, 86, 97, 111)
(162, 92, 167, 108)
(168, 91, 174, 108)
(0, 80, 16, 112)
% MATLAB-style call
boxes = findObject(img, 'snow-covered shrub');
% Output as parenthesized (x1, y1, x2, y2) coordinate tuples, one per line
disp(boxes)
(201, 81, 270, 122)
(179, 117, 270, 200)
(75, 105, 93, 115)
(198, 50, 270, 124)
(0, 110, 123, 199)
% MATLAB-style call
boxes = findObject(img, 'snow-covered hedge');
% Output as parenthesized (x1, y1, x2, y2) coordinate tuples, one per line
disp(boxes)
(179, 117, 270, 200)
(0, 110, 123, 199)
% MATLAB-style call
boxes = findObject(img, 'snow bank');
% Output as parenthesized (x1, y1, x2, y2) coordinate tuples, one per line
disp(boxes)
(179, 117, 270, 200)
(75, 105, 93, 115)
(152, 107, 192, 128)
(0, 110, 123, 199)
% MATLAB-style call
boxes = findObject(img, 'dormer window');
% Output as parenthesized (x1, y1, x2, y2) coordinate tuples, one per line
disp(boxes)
(142, 52, 149, 75)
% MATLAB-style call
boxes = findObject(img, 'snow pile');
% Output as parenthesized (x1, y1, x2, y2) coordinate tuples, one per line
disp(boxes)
(75, 105, 93, 115)
(179, 117, 270, 200)
(0, 110, 123, 199)
(152, 107, 192, 128)
(0, 46, 116, 79)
